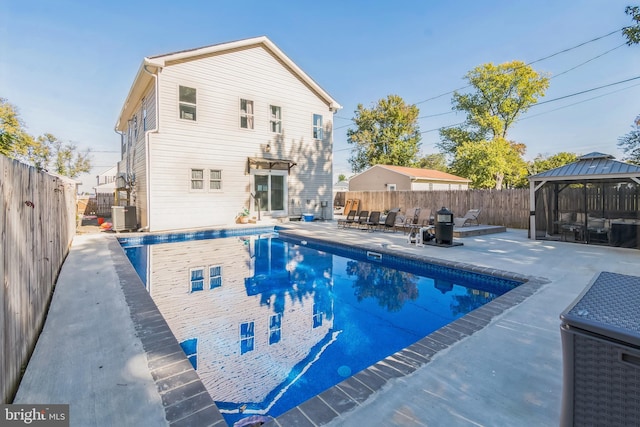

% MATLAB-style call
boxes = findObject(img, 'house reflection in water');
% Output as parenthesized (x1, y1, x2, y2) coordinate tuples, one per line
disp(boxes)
(144, 234, 335, 416)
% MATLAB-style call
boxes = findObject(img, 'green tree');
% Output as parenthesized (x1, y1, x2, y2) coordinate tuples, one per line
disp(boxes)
(338, 173, 347, 182)
(623, 5, 640, 45)
(347, 94, 421, 173)
(618, 115, 640, 165)
(0, 98, 30, 157)
(438, 61, 549, 189)
(414, 153, 448, 172)
(451, 138, 528, 189)
(529, 152, 579, 175)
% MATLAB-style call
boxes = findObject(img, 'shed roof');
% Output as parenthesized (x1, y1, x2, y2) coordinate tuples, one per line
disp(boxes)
(374, 165, 471, 182)
(529, 152, 640, 182)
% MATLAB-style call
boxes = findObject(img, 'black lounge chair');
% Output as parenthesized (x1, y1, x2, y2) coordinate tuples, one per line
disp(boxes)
(338, 210, 357, 228)
(381, 211, 398, 232)
(352, 210, 369, 229)
(362, 211, 381, 232)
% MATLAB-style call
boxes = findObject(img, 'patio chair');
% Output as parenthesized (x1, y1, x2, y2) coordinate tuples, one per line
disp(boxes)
(453, 209, 481, 227)
(381, 211, 398, 232)
(397, 207, 420, 234)
(362, 211, 381, 232)
(351, 210, 369, 229)
(407, 208, 432, 237)
(337, 210, 357, 228)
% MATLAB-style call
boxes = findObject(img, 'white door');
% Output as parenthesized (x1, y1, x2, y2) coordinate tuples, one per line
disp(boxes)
(252, 171, 287, 217)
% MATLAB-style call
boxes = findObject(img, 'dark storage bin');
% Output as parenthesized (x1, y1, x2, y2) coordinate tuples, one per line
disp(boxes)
(435, 207, 454, 245)
(559, 271, 640, 427)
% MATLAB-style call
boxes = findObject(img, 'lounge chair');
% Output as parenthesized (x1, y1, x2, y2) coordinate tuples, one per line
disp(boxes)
(337, 210, 356, 228)
(351, 210, 369, 229)
(381, 211, 398, 232)
(362, 211, 381, 232)
(453, 209, 481, 227)
(397, 207, 420, 234)
(407, 208, 432, 236)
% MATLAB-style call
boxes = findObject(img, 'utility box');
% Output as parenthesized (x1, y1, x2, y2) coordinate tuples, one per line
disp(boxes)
(559, 271, 640, 427)
(112, 205, 137, 231)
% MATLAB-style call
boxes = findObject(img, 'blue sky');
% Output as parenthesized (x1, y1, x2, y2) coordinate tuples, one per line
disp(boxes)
(2, 1, 639, 191)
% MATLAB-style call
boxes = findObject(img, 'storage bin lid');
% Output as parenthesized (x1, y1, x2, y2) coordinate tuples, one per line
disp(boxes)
(560, 271, 640, 347)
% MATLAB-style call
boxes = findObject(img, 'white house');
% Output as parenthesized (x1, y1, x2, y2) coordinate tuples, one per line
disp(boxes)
(115, 36, 341, 231)
(349, 165, 470, 191)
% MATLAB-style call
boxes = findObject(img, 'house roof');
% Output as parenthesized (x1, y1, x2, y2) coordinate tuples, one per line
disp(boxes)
(116, 36, 341, 130)
(373, 165, 471, 183)
(528, 152, 640, 182)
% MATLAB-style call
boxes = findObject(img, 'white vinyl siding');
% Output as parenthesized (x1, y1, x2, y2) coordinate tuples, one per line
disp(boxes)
(148, 45, 334, 231)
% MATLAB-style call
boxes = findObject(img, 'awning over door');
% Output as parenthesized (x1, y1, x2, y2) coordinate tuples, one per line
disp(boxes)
(247, 157, 297, 175)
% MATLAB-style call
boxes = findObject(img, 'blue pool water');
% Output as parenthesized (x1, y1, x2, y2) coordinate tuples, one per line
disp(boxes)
(120, 230, 521, 426)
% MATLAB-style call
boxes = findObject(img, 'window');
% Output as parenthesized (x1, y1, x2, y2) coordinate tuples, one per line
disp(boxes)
(270, 105, 281, 133)
(312, 303, 323, 328)
(180, 338, 198, 370)
(240, 99, 254, 129)
(387, 184, 397, 191)
(190, 268, 204, 292)
(429, 183, 433, 191)
(209, 265, 222, 289)
(313, 114, 323, 140)
(269, 313, 282, 345)
(142, 100, 147, 131)
(179, 86, 197, 120)
(240, 322, 255, 354)
(191, 169, 204, 190)
(209, 169, 222, 190)
(133, 115, 138, 139)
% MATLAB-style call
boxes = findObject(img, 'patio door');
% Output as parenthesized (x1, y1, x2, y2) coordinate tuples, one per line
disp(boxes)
(252, 171, 287, 217)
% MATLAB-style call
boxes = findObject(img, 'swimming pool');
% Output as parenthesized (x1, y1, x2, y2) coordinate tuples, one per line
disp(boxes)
(120, 230, 522, 426)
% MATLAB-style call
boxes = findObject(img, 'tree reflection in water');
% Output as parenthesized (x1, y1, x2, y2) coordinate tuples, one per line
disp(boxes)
(450, 289, 494, 315)
(346, 260, 419, 312)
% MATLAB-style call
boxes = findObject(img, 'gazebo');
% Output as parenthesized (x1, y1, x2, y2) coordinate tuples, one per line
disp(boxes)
(528, 152, 640, 249)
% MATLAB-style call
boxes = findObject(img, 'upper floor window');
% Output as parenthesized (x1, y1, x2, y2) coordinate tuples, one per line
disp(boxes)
(191, 169, 204, 190)
(313, 114, 323, 140)
(270, 105, 281, 133)
(142, 100, 147, 131)
(240, 99, 254, 129)
(210, 169, 222, 190)
(240, 322, 255, 354)
(179, 86, 197, 121)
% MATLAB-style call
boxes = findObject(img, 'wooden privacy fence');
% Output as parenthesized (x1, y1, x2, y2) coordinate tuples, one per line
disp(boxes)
(342, 189, 530, 229)
(1, 156, 77, 403)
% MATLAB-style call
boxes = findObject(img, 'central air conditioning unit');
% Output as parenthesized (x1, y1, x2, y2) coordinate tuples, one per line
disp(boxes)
(115, 173, 127, 189)
(112, 206, 137, 231)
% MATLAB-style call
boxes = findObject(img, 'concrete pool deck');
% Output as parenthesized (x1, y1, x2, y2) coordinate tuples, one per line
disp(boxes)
(13, 222, 640, 426)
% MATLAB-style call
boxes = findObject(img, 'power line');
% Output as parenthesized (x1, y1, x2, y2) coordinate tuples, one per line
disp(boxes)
(413, 27, 624, 105)
(518, 82, 640, 122)
(532, 75, 640, 106)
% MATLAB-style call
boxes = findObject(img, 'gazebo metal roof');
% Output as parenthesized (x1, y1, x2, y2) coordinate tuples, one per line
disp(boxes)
(529, 152, 640, 182)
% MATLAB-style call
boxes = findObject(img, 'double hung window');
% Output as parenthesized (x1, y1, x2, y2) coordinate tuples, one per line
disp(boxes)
(270, 105, 282, 133)
(313, 114, 323, 140)
(240, 99, 254, 129)
(179, 86, 197, 120)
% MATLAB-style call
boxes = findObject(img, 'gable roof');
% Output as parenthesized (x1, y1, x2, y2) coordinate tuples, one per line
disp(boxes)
(375, 165, 471, 183)
(529, 152, 640, 182)
(116, 36, 341, 130)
